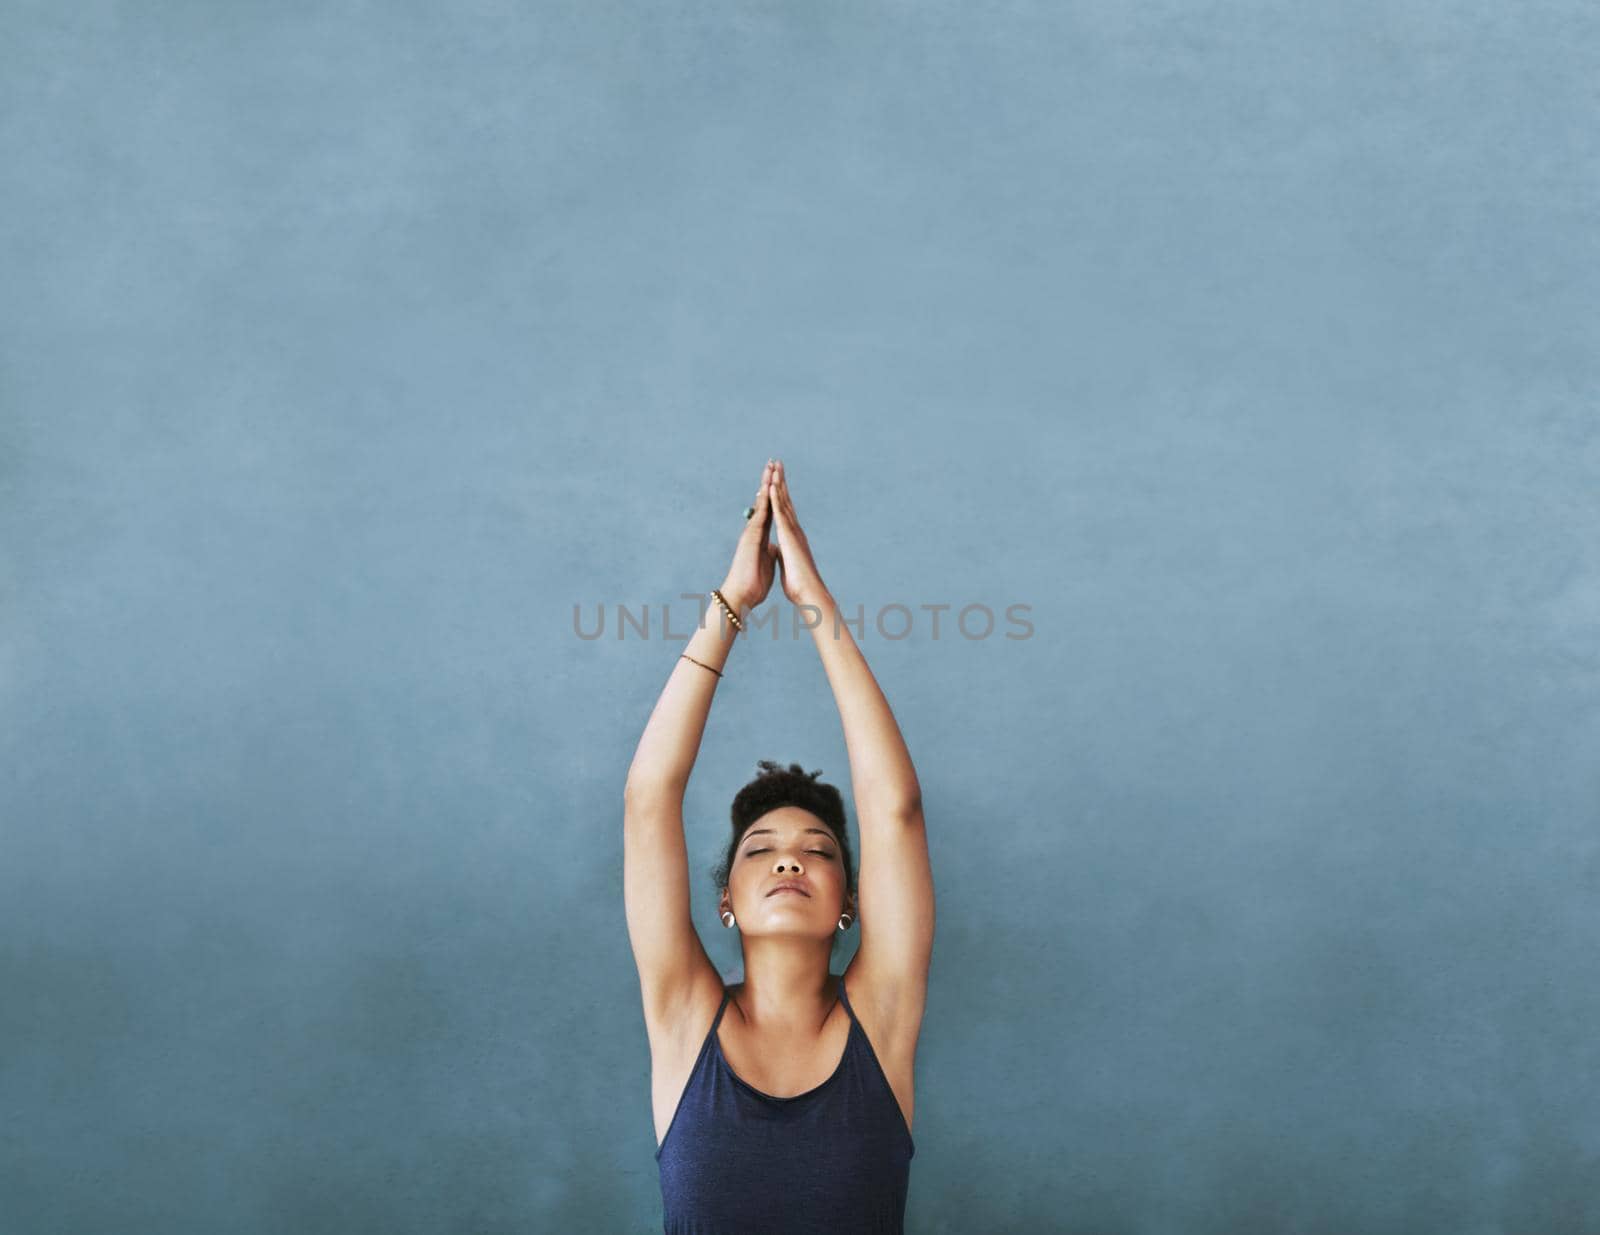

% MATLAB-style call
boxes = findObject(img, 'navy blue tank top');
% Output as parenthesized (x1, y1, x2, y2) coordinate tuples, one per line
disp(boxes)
(655, 973, 916, 1234)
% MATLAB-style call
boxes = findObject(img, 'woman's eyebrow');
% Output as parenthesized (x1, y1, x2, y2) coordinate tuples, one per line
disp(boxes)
(742, 828, 836, 845)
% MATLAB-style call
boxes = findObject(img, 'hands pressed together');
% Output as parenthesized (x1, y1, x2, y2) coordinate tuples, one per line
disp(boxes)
(720, 458, 828, 615)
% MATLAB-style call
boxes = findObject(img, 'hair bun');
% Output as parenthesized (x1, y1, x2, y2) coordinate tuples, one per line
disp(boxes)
(756, 758, 824, 781)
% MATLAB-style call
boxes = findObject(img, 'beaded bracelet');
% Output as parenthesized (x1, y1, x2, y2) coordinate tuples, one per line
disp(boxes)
(709, 588, 744, 632)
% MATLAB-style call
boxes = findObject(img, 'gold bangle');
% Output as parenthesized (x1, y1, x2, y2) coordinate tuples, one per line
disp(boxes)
(681, 653, 723, 678)
(709, 588, 744, 632)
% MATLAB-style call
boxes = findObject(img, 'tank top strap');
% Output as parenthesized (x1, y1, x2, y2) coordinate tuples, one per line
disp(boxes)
(709, 984, 732, 1035)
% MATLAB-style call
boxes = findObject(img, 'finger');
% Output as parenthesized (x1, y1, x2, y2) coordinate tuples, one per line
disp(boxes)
(773, 483, 795, 529)
(768, 476, 792, 528)
(745, 472, 771, 532)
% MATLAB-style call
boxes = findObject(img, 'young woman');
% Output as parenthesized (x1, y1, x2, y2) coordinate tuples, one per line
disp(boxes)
(624, 458, 935, 1234)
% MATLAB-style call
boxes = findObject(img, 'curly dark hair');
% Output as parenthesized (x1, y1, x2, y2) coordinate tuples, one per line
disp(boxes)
(710, 760, 858, 910)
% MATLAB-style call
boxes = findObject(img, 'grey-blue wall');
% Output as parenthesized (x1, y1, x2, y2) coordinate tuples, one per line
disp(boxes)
(2, 2, 1595, 1232)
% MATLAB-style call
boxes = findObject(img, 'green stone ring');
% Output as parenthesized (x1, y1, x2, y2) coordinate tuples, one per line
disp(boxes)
(744, 505, 756, 520)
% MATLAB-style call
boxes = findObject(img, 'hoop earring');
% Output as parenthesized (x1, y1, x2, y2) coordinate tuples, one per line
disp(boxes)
(837, 913, 853, 932)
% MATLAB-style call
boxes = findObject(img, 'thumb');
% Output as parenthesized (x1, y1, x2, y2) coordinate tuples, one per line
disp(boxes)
(748, 479, 772, 536)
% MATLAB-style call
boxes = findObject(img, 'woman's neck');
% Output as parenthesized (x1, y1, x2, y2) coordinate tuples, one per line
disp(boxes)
(733, 948, 839, 1029)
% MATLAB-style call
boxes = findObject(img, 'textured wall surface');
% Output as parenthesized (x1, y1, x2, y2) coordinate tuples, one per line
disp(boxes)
(2, 2, 1596, 1232)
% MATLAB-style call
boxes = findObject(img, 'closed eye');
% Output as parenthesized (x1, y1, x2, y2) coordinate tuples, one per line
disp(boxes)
(746, 849, 835, 858)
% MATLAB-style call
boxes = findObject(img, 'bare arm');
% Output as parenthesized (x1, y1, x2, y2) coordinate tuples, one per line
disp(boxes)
(767, 460, 934, 1032)
(623, 604, 742, 799)
(805, 590, 922, 815)
(764, 459, 922, 813)
(624, 462, 778, 797)
(624, 463, 778, 1038)
(622, 595, 743, 1035)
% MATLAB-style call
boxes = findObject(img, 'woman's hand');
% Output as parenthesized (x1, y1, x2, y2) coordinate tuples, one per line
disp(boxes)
(768, 459, 829, 608)
(719, 460, 778, 613)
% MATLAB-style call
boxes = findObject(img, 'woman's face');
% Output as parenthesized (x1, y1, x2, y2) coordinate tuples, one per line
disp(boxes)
(723, 806, 853, 936)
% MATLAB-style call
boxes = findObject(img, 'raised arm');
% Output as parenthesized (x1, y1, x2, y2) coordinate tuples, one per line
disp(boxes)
(767, 461, 934, 1035)
(623, 462, 777, 1037)
(624, 461, 777, 795)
